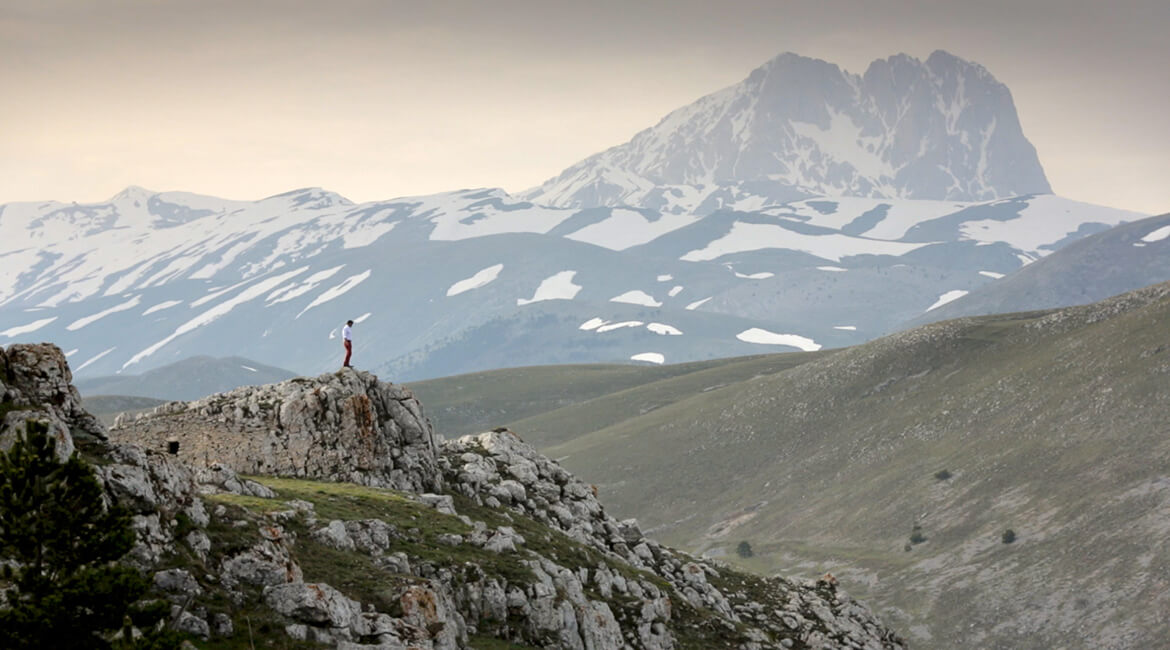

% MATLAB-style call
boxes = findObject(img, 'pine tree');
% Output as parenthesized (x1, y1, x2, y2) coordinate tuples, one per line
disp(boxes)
(736, 540, 754, 558)
(0, 420, 174, 649)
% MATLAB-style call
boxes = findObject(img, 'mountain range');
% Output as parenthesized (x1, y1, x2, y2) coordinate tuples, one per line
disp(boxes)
(0, 50, 1157, 384)
(525, 50, 1051, 210)
(75, 354, 296, 401)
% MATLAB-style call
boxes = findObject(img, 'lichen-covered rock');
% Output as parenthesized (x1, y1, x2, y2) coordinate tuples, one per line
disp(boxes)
(109, 369, 441, 493)
(195, 463, 277, 497)
(1, 343, 106, 461)
(0, 343, 106, 440)
(221, 535, 302, 590)
(441, 429, 906, 649)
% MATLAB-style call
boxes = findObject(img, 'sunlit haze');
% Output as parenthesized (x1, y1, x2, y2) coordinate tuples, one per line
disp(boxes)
(2, 0, 1167, 213)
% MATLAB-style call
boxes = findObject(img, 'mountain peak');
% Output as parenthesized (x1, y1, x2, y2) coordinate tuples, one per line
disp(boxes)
(526, 51, 1050, 209)
(262, 186, 354, 208)
(109, 185, 157, 203)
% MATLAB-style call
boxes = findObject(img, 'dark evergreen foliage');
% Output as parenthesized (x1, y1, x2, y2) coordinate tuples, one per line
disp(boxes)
(736, 541, 754, 558)
(0, 420, 176, 649)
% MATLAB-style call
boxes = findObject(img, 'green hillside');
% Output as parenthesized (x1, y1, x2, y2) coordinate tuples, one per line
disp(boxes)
(82, 394, 169, 425)
(417, 282, 1170, 648)
(408, 354, 788, 439)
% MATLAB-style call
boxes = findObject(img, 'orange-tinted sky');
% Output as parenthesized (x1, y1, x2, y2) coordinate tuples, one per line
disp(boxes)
(2, 0, 1167, 213)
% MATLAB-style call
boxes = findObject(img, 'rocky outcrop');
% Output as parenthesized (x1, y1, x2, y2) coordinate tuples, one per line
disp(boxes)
(441, 430, 904, 649)
(2, 343, 903, 649)
(110, 368, 441, 493)
(1, 343, 106, 460)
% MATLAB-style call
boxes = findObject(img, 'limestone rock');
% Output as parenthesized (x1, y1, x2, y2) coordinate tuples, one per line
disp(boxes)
(110, 369, 441, 493)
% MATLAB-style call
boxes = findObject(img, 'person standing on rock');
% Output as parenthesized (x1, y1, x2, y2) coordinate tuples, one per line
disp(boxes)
(342, 319, 354, 368)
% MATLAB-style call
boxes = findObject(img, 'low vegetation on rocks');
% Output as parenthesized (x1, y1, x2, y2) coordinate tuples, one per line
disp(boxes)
(1, 343, 904, 649)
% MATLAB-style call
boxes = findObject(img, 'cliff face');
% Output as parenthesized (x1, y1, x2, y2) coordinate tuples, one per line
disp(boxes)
(0, 342, 106, 460)
(110, 369, 441, 493)
(2, 343, 904, 649)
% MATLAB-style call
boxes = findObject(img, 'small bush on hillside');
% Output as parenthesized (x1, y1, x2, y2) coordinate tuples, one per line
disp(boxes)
(934, 469, 952, 481)
(909, 524, 927, 545)
(736, 541, 754, 558)
(1002, 529, 1017, 544)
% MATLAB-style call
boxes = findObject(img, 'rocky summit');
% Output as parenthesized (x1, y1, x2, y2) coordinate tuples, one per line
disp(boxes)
(110, 369, 442, 494)
(2, 342, 905, 649)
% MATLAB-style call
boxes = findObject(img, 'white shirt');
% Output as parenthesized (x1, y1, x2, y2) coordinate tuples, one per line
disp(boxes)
(342, 324, 352, 341)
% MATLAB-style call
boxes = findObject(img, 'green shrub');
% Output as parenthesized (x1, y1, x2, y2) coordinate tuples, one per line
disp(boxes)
(909, 524, 927, 545)
(934, 469, 952, 481)
(735, 541, 754, 558)
(1002, 529, 1017, 544)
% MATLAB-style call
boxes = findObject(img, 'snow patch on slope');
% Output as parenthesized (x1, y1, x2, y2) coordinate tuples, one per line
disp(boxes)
(296, 270, 372, 319)
(268, 265, 346, 305)
(447, 264, 504, 296)
(517, 271, 582, 305)
(610, 290, 662, 307)
(143, 300, 182, 315)
(0, 317, 57, 338)
(682, 221, 928, 262)
(125, 267, 309, 370)
(926, 290, 969, 311)
(736, 328, 821, 351)
(647, 323, 683, 336)
(565, 209, 701, 250)
(75, 347, 116, 373)
(66, 296, 141, 331)
(1140, 225, 1170, 243)
(596, 321, 643, 333)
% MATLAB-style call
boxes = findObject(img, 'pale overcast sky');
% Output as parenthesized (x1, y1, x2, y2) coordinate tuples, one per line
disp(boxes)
(1, 0, 1167, 213)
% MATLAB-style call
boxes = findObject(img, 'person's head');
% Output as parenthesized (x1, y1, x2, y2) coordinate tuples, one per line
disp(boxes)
(347, 320, 354, 326)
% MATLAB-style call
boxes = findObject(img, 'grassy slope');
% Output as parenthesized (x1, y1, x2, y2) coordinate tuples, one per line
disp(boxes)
(407, 355, 782, 439)
(426, 284, 1170, 649)
(82, 395, 169, 426)
(509, 351, 833, 449)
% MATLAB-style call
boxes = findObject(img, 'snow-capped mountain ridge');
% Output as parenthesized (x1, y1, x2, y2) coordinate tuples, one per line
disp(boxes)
(0, 49, 1147, 381)
(0, 185, 1144, 380)
(526, 50, 1050, 210)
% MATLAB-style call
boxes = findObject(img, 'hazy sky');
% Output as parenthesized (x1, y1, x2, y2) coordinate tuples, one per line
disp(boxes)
(2, 0, 1167, 213)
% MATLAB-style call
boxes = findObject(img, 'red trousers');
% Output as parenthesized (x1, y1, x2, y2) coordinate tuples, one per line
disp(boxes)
(343, 339, 352, 366)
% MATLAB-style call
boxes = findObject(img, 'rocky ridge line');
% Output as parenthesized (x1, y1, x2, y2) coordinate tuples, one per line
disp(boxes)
(111, 368, 441, 494)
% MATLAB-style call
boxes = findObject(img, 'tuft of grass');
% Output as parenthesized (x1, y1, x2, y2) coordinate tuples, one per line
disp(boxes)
(204, 492, 290, 514)
(243, 477, 536, 585)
